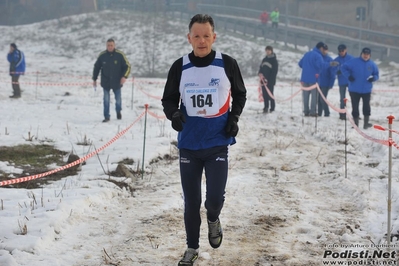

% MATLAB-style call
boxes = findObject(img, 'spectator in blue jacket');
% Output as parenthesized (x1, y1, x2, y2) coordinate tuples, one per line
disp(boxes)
(317, 45, 336, 117)
(7, 43, 25, 98)
(341, 47, 379, 129)
(298, 42, 338, 117)
(334, 44, 354, 120)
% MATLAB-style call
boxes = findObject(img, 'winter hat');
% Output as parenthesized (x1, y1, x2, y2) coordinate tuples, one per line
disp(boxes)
(361, 47, 371, 54)
(316, 42, 325, 49)
(10, 43, 17, 49)
(338, 44, 346, 51)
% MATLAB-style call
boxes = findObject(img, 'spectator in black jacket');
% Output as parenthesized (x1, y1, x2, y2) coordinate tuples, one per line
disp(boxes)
(258, 45, 278, 113)
(93, 38, 131, 122)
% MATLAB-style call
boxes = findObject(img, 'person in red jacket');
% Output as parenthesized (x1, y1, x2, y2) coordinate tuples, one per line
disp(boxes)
(259, 10, 269, 35)
(260, 10, 269, 24)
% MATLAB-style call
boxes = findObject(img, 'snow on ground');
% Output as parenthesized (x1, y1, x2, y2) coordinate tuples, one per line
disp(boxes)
(1, 10, 399, 266)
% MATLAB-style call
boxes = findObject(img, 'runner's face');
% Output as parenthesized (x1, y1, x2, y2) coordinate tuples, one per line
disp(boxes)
(187, 22, 216, 58)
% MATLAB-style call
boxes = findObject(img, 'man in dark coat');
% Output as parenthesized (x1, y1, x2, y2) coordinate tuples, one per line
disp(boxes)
(258, 45, 278, 113)
(93, 38, 131, 122)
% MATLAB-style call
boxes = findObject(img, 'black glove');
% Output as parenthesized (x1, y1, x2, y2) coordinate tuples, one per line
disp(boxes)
(348, 76, 355, 82)
(336, 70, 342, 75)
(225, 113, 240, 137)
(171, 111, 186, 132)
(367, 76, 374, 82)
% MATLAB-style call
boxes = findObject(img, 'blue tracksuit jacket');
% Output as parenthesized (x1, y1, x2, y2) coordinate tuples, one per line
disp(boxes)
(341, 57, 379, 94)
(334, 53, 354, 86)
(298, 47, 324, 84)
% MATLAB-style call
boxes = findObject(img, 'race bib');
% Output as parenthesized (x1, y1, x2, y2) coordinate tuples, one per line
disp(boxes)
(184, 87, 219, 117)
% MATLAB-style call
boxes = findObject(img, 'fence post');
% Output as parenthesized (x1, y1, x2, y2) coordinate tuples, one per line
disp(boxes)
(344, 98, 348, 179)
(35, 71, 39, 100)
(134, 76, 137, 110)
(141, 104, 149, 179)
(290, 82, 293, 114)
(387, 115, 395, 245)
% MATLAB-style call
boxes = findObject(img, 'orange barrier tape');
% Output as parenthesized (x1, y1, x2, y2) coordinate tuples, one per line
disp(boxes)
(346, 115, 389, 146)
(258, 79, 392, 147)
(2, 71, 398, 93)
(373, 89, 399, 93)
(0, 111, 146, 187)
(136, 83, 162, 100)
(388, 138, 399, 150)
(134, 79, 165, 85)
(257, 85, 263, 102)
(147, 109, 166, 119)
(3, 80, 93, 86)
(259, 78, 311, 102)
(315, 83, 346, 114)
(248, 83, 292, 88)
(374, 125, 399, 135)
(300, 83, 318, 91)
(3, 71, 88, 79)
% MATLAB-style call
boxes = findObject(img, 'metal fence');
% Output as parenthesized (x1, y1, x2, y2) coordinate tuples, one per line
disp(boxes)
(107, 1, 399, 62)
(192, 3, 399, 61)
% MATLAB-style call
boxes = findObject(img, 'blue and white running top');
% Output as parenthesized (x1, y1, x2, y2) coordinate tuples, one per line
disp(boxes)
(177, 52, 234, 150)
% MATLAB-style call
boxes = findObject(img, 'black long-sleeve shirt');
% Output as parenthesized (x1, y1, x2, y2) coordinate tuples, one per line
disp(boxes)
(162, 50, 247, 120)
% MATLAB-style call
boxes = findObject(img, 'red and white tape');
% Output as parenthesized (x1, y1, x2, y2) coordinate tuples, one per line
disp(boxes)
(0, 111, 146, 187)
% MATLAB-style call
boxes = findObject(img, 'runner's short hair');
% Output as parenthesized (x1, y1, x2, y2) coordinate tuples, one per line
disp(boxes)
(107, 38, 115, 43)
(189, 14, 215, 32)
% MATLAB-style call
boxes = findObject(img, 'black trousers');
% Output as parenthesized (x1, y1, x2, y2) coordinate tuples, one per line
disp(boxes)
(179, 145, 228, 249)
(349, 91, 371, 118)
(11, 75, 21, 96)
(261, 84, 275, 111)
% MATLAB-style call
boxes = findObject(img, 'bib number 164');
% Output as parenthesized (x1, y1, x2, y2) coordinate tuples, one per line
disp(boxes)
(190, 94, 213, 108)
